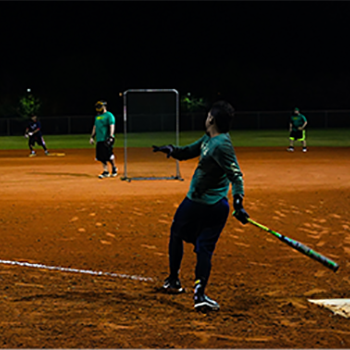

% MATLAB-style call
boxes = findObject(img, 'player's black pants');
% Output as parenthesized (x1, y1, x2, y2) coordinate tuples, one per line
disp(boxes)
(169, 196, 229, 292)
(96, 141, 114, 164)
(29, 135, 47, 151)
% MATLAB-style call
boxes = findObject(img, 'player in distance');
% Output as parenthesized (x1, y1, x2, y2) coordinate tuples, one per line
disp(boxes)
(287, 107, 308, 152)
(153, 100, 249, 312)
(89, 100, 118, 179)
(24, 115, 50, 157)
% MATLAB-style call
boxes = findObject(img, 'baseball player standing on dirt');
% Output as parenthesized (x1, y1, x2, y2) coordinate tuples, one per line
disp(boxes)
(287, 107, 308, 152)
(89, 100, 118, 179)
(24, 114, 50, 157)
(153, 100, 249, 312)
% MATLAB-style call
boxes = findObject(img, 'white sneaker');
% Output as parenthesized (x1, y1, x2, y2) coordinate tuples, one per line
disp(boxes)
(98, 171, 110, 179)
(111, 167, 118, 177)
(194, 294, 220, 312)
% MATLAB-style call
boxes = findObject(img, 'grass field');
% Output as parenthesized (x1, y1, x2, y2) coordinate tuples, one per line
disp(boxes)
(0, 128, 349, 150)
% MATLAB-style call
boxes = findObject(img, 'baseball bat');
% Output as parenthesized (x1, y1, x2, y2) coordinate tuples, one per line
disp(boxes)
(242, 216, 339, 272)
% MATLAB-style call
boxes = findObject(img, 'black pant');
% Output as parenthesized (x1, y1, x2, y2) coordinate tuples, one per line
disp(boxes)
(96, 141, 114, 163)
(169, 196, 229, 292)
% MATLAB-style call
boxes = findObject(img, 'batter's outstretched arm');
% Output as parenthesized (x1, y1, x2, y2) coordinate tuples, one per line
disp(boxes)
(171, 136, 206, 160)
(153, 135, 205, 161)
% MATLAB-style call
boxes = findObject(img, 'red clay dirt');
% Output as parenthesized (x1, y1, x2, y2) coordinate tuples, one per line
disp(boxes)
(0, 146, 350, 348)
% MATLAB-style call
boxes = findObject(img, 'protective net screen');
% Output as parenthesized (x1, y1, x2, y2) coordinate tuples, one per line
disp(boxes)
(122, 90, 181, 180)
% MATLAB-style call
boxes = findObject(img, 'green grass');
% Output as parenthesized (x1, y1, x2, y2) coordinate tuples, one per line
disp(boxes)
(229, 129, 350, 147)
(0, 134, 95, 150)
(0, 129, 349, 150)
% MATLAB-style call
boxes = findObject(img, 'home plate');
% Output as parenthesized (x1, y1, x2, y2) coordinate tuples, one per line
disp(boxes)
(308, 299, 350, 318)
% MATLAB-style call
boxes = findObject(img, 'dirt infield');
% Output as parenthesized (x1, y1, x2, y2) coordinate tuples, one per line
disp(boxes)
(1, 146, 350, 348)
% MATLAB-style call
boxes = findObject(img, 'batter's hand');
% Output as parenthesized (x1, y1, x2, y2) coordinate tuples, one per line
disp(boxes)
(28, 132, 33, 137)
(233, 194, 249, 224)
(152, 145, 174, 158)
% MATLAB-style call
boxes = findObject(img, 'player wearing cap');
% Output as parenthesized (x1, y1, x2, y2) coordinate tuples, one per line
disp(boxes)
(287, 107, 308, 152)
(24, 115, 50, 157)
(89, 100, 118, 178)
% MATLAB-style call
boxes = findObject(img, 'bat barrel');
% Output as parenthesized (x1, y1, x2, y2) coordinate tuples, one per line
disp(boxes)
(246, 218, 339, 272)
(280, 235, 339, 272)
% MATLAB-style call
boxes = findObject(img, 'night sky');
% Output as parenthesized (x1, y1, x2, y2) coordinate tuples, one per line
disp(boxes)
(1, 2, 350, 116)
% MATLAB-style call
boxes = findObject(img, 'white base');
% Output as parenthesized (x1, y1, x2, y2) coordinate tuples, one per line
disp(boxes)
(308, 299, 350, 318)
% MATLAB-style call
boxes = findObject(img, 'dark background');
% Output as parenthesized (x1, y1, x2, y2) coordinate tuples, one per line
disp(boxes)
(1, 2, 350, 116)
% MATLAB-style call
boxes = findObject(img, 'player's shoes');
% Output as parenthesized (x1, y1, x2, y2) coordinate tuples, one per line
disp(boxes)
(287, 147, 294, 152)
(111, 167, 118, 177)
(302, 148, 308, 152)
(29, 152, 36, 157)
(45, 151, 50, 156)
(194, 294, 220, 312)
(98, 171, 110, 179)
(161, 276, 185, 294)
(193, 279, 219, 312)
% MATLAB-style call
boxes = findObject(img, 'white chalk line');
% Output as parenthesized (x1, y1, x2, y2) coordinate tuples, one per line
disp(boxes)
(0, 259, 154, 282)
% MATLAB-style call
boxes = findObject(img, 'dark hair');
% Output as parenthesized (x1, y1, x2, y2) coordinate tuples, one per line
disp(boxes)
(210, 100, 235, 133)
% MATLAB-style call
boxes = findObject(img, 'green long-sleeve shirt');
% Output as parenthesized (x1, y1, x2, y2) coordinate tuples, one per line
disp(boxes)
(172, 133, 244, 205)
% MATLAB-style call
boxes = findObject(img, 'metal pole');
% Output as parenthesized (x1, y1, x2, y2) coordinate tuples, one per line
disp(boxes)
(174, 89, 181, 179)
(123, 91, 128, 179)
(123, 89, 182, 180)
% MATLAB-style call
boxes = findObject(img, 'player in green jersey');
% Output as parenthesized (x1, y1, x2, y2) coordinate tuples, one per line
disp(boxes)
(287, 107, 308, 152)
(153, 101, 249, 312)
(89, 101, 118, 178)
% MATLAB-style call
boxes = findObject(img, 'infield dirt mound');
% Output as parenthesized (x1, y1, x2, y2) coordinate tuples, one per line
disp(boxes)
(0, 147, 349, 348)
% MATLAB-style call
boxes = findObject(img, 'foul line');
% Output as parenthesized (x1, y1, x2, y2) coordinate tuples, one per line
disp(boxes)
(0, 259, 154, 282)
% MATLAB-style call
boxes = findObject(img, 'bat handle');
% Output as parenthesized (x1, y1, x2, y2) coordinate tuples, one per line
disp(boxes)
(247, 218, 273, 233)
